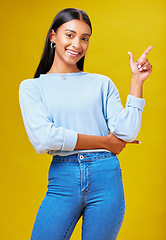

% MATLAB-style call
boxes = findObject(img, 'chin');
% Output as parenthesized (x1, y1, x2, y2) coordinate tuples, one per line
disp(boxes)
(65, 57, 82, 65)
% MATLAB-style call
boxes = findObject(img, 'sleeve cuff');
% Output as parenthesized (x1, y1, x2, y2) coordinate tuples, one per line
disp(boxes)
(61, 129, 78, 151)
(125, 95, 145, 111)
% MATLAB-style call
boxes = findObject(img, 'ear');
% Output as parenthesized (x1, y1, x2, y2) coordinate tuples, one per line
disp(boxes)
(49, 29, 56, 43)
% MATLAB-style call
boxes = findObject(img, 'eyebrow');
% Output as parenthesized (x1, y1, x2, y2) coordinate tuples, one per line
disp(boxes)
(65, 29, 90, 37)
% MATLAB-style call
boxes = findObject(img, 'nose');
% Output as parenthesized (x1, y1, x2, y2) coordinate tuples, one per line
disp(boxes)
(72, 37, 81, 49)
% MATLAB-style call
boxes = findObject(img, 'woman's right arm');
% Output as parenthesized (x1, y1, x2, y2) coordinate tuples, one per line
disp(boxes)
(75, 133, 140, 155)
(74, 133, 126, 155)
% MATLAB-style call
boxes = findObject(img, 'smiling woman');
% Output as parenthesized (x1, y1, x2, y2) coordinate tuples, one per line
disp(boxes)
(19, 7, 152, 240)
(64, 28, 90, 57)
(47, 20, 91, 74)
(33, 8, 92, 78)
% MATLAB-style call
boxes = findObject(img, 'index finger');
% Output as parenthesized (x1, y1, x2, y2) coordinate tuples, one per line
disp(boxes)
(139, 45, 153, 60)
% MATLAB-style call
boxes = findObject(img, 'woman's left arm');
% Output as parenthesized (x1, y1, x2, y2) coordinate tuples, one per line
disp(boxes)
(107, 46, 152, 142)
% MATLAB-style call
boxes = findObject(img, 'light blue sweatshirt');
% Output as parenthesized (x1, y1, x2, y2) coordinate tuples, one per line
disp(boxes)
(19, 72, 145, 156)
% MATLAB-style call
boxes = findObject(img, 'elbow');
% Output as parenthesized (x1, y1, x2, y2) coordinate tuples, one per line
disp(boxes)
(34, 143, 49, 154)
(28, 137, 55, 154)
(124, 133, 137, 142)
(32, 137, 62, 154)
(112, 128, 139, 142)
(26, 126, 77, 154)
(123, 127, 140, 142)
(112, 120, 141, 142)
(126, 125, 141, 142)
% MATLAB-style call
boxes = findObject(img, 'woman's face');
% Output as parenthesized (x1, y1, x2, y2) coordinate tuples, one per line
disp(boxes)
(50, 19, 91, 67)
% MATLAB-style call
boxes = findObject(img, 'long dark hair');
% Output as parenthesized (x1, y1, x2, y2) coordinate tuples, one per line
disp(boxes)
(34, 8, 92, 78)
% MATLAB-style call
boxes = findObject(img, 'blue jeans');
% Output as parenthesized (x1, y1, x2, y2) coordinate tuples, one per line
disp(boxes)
(30, 151, 125, 240)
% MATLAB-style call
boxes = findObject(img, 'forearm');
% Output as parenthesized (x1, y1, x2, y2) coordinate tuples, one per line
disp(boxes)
(75, 133, 107, 150)
(130, 75, 143, 98)
(74, 133, 127, 155)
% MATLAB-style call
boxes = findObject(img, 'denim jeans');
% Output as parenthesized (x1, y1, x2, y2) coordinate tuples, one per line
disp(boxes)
(30, 151, 125, 240)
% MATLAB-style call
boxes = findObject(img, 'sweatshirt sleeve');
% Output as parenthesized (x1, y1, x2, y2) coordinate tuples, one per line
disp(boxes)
(19, 80, 78, 154)
(106, 79, 145, 142)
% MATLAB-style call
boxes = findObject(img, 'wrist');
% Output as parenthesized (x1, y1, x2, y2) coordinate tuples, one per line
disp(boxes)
(131, 75, 144, 84)
(102, 136, 108, 149)
(130, 76, 143, 98)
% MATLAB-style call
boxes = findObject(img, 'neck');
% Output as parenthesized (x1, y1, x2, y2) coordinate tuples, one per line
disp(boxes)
(47, 68, 81, 74)
(47, 53, 81, 74)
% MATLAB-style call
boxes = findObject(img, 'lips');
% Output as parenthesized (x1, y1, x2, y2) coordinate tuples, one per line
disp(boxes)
(66, 49, 81, 57)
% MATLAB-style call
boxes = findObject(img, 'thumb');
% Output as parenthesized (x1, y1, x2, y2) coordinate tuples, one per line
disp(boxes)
(128, 51, 135, 65)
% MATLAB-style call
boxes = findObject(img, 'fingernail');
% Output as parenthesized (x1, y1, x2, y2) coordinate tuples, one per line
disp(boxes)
(143, 67, 146, 70)
(139, 141, 141, 144)
(139, 68, 142, 71)
(138, 64, 141, 68)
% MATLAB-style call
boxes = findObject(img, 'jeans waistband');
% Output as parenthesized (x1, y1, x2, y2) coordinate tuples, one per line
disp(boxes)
(52, 151, 116, 162)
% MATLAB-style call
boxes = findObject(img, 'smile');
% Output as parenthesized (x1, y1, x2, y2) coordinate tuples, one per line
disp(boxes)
(66, 49, 81, 57)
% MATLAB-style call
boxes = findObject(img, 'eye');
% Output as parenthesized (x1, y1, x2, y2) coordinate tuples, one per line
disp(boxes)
(82, 38, 89, 42)
(66, 33, 74, 38)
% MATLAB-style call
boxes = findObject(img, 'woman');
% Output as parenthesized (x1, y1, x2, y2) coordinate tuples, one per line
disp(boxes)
(19, 8, 152, 240)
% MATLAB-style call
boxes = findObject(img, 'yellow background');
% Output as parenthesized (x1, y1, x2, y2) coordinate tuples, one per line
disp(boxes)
(1, 0, 165, 239)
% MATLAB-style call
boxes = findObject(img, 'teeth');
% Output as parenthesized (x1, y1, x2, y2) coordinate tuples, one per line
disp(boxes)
(66, 50, 79, 55)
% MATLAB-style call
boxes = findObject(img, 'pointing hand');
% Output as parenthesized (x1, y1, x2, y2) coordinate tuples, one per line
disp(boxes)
(128, 46, 153, 83)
